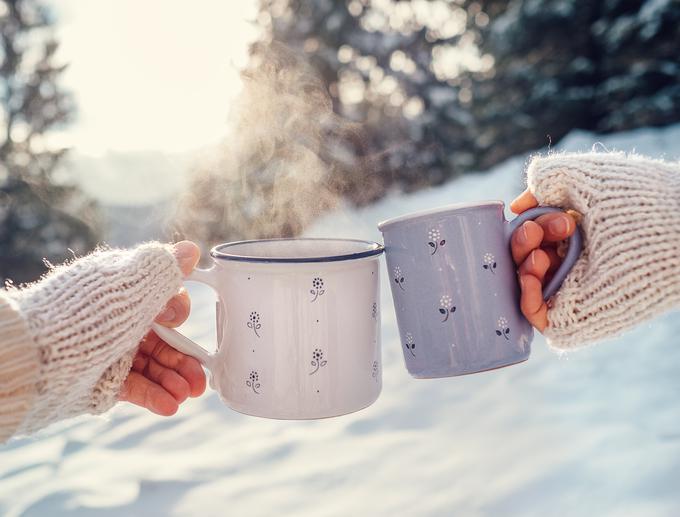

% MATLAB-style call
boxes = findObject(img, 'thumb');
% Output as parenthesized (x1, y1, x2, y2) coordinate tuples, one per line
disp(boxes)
(173, 241, 201, 277)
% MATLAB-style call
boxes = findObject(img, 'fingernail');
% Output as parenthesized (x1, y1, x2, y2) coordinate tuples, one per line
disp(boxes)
(519, 276, 526, 289)
(549, 216, 568, 235)
(517, 222, 529, 244)
(157, 306, 176, 322)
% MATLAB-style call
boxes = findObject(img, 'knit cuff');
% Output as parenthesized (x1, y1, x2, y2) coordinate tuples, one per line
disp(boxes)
(0, 293, 39, 442)
(90, 348, 136, 415)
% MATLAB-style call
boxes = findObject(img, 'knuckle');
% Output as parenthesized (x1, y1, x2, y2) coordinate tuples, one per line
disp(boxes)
(151, 340, 167, 360)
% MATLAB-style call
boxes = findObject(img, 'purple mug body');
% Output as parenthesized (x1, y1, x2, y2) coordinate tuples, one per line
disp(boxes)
(378, 201, 581, 378)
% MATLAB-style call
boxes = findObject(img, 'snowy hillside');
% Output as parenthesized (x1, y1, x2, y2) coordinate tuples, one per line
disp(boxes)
(2, 124, 680, 517)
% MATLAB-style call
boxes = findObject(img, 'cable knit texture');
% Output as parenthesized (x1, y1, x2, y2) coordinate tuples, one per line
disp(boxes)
(0, 243, 182, 441)
(527, 151, 680, 349)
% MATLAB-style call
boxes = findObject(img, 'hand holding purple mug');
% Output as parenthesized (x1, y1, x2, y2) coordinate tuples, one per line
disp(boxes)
(509, 190, 578, 332)
(379, 200, 582, 378)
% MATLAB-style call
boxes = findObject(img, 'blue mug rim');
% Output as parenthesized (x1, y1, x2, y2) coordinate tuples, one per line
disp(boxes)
(211, 238, 385, 263)
(378, 200, 504, 232)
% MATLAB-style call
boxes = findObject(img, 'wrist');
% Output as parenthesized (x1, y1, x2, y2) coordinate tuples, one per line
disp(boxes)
(0, 293, 39, 441)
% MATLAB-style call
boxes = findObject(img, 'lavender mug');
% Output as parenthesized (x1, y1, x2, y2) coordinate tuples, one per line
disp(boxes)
(378, 201, 582, 378)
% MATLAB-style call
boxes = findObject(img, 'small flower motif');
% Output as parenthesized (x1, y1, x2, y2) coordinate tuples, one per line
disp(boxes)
(438, 295, 457, 322)
(246, 370, 261, 394)
(482, 253, 497, 274)
(372, 360, 379, 379)
(372, 302, 378, 319)
(310, 277, 326, 302)
(393, 266, 406, 291)
(310, 347, 328, 375)
(427, 228, 446, 255)
(404, 332, 416, 357)
(496, 316, 511, 340)
(247, 311, 262, 337)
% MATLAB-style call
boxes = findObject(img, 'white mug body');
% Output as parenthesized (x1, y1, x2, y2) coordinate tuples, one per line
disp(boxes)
(205, 239, 383, 419)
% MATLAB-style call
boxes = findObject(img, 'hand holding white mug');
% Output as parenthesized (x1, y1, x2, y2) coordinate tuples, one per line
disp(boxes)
(119, 241, 207, 416)
(152, 238, 384, 420)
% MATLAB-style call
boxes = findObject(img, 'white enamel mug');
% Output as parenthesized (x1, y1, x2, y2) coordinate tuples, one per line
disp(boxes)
(153, 238, 384, 420)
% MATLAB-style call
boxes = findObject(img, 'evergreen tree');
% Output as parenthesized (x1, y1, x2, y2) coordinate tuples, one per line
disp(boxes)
(260, 0, 680, 184)
(470, 0, 680, 168)
(0, 0, 99, 283)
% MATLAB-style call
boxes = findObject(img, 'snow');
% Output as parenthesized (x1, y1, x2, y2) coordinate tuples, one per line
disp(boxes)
(2, 124, 680, 516)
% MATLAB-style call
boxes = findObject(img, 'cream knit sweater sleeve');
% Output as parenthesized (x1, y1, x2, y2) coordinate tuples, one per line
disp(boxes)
(526, 151, 680, 350)
(0, 243, 182, 442)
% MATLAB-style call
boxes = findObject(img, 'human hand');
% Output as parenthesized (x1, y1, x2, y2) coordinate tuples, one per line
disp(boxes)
(119, 241, 207, 415)
(509, 190, 577, 331)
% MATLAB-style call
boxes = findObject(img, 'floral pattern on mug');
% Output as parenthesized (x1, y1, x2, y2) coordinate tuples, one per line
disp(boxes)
(482, 253, 497, 274)
(495, 317, 510, 340)
(393, 266, 406, 291)
(427, 228, 446, 255)
(310, 277, 325, 302)
(372, 360, 379, 380)
(438, 295, 457, 322)
(404, 332, 416, 357)
(310, 348, 328, 375)
(247, 311, 262, 337)
(372, 302, 378, 319)
(246, 370, 261, 394)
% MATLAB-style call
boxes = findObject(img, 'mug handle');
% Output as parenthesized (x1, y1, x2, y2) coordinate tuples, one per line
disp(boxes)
(150, 266, 220, 372)
(506, 206, 583, 300)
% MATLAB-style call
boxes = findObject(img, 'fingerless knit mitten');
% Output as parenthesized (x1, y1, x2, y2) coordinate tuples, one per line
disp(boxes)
(0, 243, 182, 441)
(527, 152, 680, 349)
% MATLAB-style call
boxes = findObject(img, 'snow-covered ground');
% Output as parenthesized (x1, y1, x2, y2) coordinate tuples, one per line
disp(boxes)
(2, 125, 680, 517)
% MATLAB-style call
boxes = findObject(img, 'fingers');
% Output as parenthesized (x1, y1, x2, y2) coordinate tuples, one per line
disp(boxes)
(156, 240, 198, 326)
(518, 249, 550, 282)
(511, 221, 544, 265)
(519, 274, 548, 331)
(119, 371, 179, 416)
(132, 353, 191, 404)
(509, 197, 574, 334)
(174, 240, 200, 277)
(534, 212, 576, 243)
(139, 333, 207, 397)
(510, 189, 538, 214)
(155, 288, 191, 327)
(511, 211, 575, 267)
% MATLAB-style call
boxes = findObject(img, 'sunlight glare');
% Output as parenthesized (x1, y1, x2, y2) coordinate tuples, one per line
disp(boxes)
(54, 0, 259, 155)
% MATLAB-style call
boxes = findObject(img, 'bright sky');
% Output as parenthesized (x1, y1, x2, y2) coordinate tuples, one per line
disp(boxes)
(54, 0, 259, 155)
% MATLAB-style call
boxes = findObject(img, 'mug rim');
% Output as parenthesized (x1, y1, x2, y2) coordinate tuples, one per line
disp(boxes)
(211, 238, 385, 263)
(377, 200, 504, 231)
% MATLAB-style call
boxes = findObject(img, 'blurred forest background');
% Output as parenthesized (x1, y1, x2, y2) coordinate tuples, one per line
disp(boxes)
(1, 0, 679, 282)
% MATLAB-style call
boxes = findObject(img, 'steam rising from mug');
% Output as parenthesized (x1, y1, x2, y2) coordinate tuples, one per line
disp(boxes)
(173, 42, 386, 247)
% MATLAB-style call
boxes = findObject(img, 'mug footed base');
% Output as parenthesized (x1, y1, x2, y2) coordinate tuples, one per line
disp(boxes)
(217, 386, 382, 420)
(408, 354, 529, 379)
